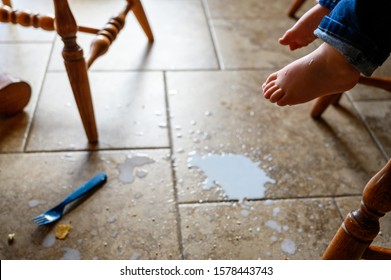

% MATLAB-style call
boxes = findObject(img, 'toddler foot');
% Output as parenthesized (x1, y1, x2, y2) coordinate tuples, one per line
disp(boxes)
(279, 4, 330, 50)
(262, 43, 360, 106)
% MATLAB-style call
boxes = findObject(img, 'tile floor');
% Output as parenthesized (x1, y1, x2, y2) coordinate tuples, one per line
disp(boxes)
(0, 0, 390, 260)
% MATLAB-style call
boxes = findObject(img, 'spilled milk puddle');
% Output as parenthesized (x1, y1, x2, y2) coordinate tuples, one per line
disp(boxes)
(187, 152, 276, 201)
(187, 153, 298, 255)
(118, 155, 155, 184)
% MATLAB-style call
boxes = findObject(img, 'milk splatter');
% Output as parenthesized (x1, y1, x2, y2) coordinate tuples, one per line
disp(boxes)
(41, 233, 56, 248)
(265, 220, 282, 233)
(61, 247, 81, 260)
(119, 155, 155, 184)
(28, 199, 46, 208)
(130, 252, 142, 260)
(281, 239, 297, 255)
(188, 153, 275, 201)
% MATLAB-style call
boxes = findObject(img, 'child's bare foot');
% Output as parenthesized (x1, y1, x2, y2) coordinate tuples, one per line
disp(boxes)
(262, 43, 360, 106)
(279, 4, 330, 50)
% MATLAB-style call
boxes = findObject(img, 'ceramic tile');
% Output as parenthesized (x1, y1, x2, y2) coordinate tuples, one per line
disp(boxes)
(166, 71, 385, 203)
(347, 83, 391, 102)
(352, 100, 391, 158)
(0, 43, 52, 152)
(211, 18, 317, 69)
(67, 0, 124, 28)
(205, 0, 302, 19)
(26, 71, 169, 151)
(48, 0, 218, 71)
(0, 149, 180, 260)
(335, 197, 391, 248)
(180, 198, 341, 259)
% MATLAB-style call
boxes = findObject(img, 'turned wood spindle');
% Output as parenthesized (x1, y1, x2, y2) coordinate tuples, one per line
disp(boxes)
(0, 4, 55, 31)
(0, 4, 99, 34)
(322, 159, 391, 259)
(2, 0, 12, 7)
(86, 1, 134, 68)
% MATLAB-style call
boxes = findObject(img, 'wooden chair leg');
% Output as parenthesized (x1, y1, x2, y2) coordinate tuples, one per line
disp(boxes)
(2, 0, 11, 7)
(287, 0, 307, 18)
(132, 0, 154, 42)
(322, 159, 391, 259)
(310, 75, 391, 118)
(310, 93, 342, 118)
(361, 245, 391, 260)
(53, 0, 98, 143)
(358, 76, 391, 92)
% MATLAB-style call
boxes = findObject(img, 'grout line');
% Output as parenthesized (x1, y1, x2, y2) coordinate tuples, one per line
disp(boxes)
(346, 95, 389, 161)
(18, 146, 172, 155)
(163, 71, 185, 260)
(331, 197, 345, 221)
(201, 0, 223, 70)
(22, 35, 58, 152)
(176, 194, 363, 206)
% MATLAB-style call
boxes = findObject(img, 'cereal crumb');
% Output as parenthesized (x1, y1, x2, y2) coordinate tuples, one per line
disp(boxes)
(55, 224, 72, 240)
(8, 233, 15, 245)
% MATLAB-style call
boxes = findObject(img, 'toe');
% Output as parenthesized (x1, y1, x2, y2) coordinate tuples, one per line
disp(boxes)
(262, 81, 276, 95)
(263, 72, 278, 86)
(276, 95, 291, 106)
(269, 88, 285, 103)
(263, 84, 279, 99)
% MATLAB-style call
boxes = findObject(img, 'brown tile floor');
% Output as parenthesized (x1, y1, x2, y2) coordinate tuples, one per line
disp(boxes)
(0, 0, 390, 260)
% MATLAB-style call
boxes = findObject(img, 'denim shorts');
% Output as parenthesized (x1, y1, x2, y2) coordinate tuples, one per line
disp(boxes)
(314, 0, 391, 76)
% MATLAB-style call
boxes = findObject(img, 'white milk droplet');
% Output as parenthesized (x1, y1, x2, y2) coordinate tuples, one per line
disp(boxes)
(61, 247, 81, 260)
(281, 239, 297, 255)
(41, 233, 56, 248)
(265, 220, 282, 233)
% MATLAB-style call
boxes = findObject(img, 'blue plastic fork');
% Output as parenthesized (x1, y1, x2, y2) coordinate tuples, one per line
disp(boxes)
(32, 172, 108, 225)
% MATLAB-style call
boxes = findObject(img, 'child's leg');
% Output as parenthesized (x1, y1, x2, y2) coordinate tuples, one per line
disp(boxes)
(263, 0, 391, 107)
(262, 43, 360, 106)
(279, 4, 330, 50)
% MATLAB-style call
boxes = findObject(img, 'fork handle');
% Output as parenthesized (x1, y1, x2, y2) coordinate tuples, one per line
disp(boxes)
(62, 173, 108, 205)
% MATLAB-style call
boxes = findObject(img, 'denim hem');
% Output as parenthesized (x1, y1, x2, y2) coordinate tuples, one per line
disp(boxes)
(314, 28, 377, 76)
(318, 0, 340, 11)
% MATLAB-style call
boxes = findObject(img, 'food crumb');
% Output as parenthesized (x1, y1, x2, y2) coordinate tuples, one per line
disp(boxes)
(8, 233, 15, 245)
(55, 224, 72, 240)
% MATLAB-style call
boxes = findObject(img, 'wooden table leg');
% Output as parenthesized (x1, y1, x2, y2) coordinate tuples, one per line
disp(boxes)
(53, 0, 98, 143)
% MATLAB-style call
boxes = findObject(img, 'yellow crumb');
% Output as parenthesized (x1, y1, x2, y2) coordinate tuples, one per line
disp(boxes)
(55, 224, 72, 240)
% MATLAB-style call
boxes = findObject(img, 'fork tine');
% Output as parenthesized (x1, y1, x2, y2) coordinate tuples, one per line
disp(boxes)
(36, 219, 49, 225)
(33, 216, 46, 221)
(32, 215, 44, 221)
(32, 216, 47, 224)
(33, 218, 45, 224)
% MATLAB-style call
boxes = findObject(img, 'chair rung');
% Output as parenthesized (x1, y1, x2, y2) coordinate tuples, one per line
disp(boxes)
(0, 4, 100, 35)
(86, 1, 134, 68)
(362, 245, 391, 260)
